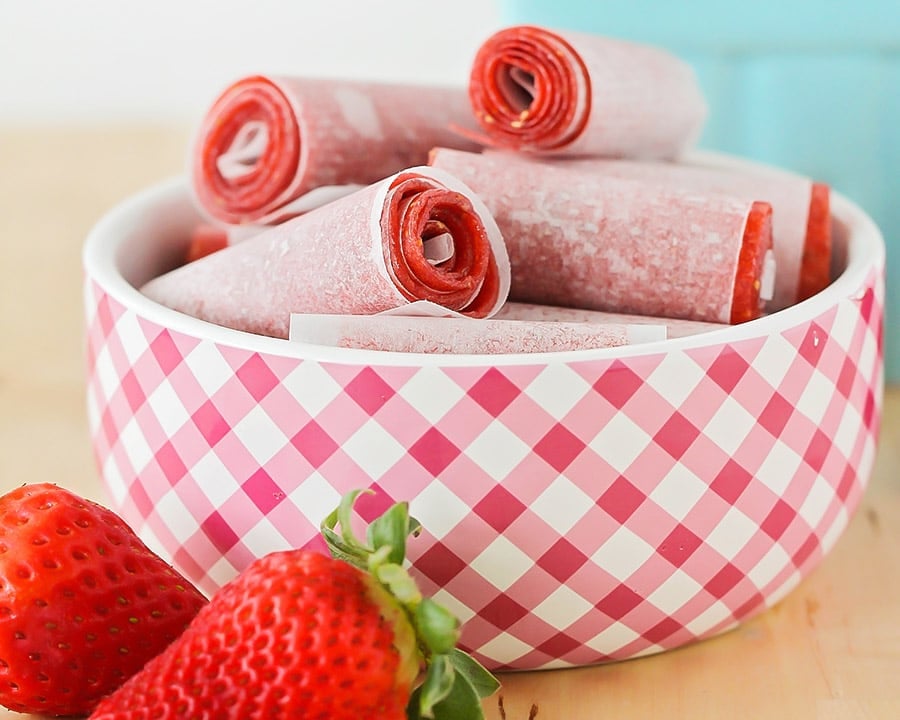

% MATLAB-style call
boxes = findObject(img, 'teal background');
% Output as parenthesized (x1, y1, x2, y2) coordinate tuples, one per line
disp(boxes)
(502, 1, 899, 382)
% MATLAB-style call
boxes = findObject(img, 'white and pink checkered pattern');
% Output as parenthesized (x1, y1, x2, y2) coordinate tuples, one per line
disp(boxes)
(83, 183, 885, 671)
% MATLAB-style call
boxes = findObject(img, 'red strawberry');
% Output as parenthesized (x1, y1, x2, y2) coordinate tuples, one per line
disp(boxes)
(0, 483, 208, 716)
(90, 490, 499, 720)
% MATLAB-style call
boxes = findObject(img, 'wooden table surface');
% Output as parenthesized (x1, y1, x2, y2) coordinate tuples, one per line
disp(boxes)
(1, 126, 898, 719)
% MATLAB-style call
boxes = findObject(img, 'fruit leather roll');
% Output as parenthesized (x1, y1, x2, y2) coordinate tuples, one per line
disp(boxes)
(142, 167, 510, 338)
(495, 302, 726, 339)
(184, 224, 230, 263)
(191, 75, 480, 225)
(522, 155, 830, 310)
(466, 25, 707, 159)
(429, 148, 774, 324)
(183, 222, 279, 264)
(288, 314, 665, 354)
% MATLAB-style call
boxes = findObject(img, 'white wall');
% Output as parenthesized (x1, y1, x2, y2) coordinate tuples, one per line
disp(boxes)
(0, 0, 503, 124)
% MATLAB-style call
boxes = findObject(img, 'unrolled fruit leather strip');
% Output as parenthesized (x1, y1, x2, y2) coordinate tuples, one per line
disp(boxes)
(288, 314, 665, 354)
(142, 167, 510, 339)
(466, 25, 707, 158)
(514, 154, 830, 310)
(191, 75, 479, 225)
(429, 148, 774, 324)
(495, 302, 726, 339)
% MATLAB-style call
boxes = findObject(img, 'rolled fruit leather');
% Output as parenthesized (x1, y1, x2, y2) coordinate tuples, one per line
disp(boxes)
(495, 302, 726, 339)
(183, 222, 272, 264)
(514, 154, 831, 310)
(191, 75, 481, 226)
(466, 25, 707, 158)
(142, 167, 510, 339)
(288, 314, 665, 354)
(184, 224, 229, 264)
(429, 148, 774, 324)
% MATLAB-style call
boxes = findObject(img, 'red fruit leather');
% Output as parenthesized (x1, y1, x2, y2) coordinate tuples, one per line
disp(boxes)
(797, 182, 832, 302)
(430, 148, 772, 324)
(519, 154, 831, 310)
(191, 75, 480, 225)
(731, 202, 773, 324)
(467, 25, 707, 159)
(185, 224, 229, 263)
(142, 167, 509, 338)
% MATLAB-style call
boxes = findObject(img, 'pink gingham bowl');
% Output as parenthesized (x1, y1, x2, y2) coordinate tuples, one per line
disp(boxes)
(82, 160, 884, 671)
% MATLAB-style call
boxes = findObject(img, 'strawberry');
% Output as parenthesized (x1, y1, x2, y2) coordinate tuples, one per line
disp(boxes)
(0, 483, 208, 716)
(90, 490, 499, 720)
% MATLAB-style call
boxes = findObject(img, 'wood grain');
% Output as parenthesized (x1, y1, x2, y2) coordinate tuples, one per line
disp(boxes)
(0, 127, 897, 719)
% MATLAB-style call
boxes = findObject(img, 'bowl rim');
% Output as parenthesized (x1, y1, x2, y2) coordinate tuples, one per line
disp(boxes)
(82, 152, 885, 368)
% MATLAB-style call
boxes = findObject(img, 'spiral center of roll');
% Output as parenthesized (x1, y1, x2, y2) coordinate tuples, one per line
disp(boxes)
(381, 173, 500, 315)
(499, 66, 536, 116)
(422, 223, 455, 265)
(470, 27, 592, 152)
(217, 121, 269, 180)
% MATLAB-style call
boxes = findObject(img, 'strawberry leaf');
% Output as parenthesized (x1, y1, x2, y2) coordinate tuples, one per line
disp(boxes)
(415, 599, 460, 655)
(320, 526, 367, 570)
(374, 563, 422, 605)
(322, 491, 423, 572)
(320, 489, 372, 569)
(336, 488, 371, 549)
(415, 655, 455, 718)
(423, 670, 486, 720)
(367, 501, 412, 565)
(322, 490, 500, 720)
(447, 648, 500, 699)
(320, 525, 365, 569)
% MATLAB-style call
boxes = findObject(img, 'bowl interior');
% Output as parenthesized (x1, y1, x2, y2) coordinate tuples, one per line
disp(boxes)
(83, 162, 885, 366)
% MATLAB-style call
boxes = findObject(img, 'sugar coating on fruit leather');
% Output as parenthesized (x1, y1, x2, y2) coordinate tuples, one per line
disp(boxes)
(430, 148, 773, 324)
(514, 154, 831, 310)
(142, 167, 511, 338)
(289, 313, 666, 353)
(467, 25, 707, 158)
(192, 75, 481, 225)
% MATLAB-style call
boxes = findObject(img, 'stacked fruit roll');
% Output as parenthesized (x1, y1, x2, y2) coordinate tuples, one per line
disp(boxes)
(143, 23, 832, 353)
